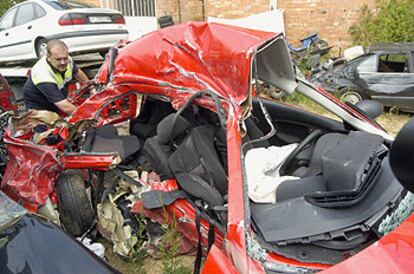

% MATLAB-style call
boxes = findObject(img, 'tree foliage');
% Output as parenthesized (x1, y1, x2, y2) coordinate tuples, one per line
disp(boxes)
(0, 0, 24, 17)
(349, 0, 414, 46)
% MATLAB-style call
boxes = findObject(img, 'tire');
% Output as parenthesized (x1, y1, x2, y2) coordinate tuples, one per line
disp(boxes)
(36, 38, 48, 58)
(57, 170, 94, 236)
(339, 87, 367, 105)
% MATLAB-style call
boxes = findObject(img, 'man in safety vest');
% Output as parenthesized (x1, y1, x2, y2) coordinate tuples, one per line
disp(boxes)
(23, 39, 90, 115)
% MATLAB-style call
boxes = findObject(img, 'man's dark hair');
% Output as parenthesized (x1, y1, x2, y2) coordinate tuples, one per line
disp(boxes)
(46, 40, 68, 55)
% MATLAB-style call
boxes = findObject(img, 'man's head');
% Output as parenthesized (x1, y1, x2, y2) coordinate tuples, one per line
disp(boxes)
(46, 40, 69, 73)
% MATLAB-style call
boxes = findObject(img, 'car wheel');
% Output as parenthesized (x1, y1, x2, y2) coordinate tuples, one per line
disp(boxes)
(57, 170, 94, 236)
(36, 38, 48, 58)
(339, 88, 366, 105)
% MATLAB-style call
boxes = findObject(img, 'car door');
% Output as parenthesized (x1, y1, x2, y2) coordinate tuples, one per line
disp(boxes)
(356, 52, 414, 110)
(9, 3, 40, 60)
(0, 6, 19, 62)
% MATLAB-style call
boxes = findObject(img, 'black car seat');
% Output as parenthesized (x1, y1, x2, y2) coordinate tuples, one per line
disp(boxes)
(143, 91, 269, 207)
(83, 124, 140, 162)
(145, 113, 228, 206)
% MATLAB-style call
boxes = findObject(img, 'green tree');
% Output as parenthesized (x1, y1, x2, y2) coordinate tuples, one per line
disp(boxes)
(349, 0, 414, 46)
(0, 0, 24, 17)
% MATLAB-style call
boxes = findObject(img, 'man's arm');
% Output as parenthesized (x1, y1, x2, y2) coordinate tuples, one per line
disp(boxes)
(55, 99, 77, 115)
(74, 68, 89, 83)
(73, 67, 97, 95)
(35, 82, 77, 115)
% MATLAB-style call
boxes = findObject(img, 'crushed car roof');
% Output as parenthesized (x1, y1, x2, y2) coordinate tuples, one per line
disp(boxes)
(96, 22, 295, 107)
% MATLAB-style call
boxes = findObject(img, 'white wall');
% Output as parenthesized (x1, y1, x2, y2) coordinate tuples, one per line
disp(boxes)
(208, 10, 285, 35)
(125, 16, 158, 41)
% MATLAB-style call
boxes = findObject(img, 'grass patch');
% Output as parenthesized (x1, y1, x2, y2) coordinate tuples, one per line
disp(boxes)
(159, 212, 192, 274)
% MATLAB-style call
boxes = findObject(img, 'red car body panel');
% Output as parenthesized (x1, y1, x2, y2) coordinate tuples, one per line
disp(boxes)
(0, 75, 17, 113)
(96, 22, 276, 104)
(2, 130, 62, 210)
(202, 244, 239, 274)
(323, 214, 414, 274)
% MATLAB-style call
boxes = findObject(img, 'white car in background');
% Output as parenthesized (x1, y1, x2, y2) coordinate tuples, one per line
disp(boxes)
(0, 0, 128, 64)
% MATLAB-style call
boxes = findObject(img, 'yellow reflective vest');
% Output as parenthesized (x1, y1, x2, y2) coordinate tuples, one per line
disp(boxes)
(31, 56, 74, 90)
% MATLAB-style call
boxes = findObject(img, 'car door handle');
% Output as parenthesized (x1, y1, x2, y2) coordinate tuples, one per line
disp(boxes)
(27, 25, 32, 30)
(5, 32, 8, 36)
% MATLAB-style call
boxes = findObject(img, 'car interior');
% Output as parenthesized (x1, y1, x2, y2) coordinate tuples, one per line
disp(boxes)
(248, 98, 403, 265)
(77, 89, 405, 266)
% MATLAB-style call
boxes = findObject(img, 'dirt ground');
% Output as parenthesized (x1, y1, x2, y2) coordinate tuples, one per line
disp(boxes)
(376, 111, 411, 136)
(103, 239, 194, 274)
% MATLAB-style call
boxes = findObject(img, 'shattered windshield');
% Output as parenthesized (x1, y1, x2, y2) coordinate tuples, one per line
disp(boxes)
(0, 192, 26, 229)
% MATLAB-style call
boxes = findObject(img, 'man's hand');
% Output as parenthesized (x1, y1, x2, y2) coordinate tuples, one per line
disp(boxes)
(55, 99, 77, 115)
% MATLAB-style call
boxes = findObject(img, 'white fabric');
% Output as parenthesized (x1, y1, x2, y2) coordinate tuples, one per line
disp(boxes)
(245, 144, 299, 203)
(77, 237, 105, 258)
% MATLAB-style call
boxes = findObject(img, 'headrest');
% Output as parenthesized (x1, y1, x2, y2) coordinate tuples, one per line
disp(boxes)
(157, 113, 191, 145)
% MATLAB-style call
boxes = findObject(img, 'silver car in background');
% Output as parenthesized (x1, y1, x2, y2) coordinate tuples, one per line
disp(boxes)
(0, 0, 128, 63)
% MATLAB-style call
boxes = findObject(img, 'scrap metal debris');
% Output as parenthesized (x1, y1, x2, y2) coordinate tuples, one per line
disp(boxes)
(97, 170, 142, 257)
(9, 109, 66, 137)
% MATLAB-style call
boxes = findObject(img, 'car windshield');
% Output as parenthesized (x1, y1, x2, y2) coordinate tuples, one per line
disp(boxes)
(42, 0, 95, 10)
(0, 191, 26, 229)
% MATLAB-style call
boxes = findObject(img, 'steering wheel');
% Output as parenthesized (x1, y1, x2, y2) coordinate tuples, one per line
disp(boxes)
(279, 129, 323, 176)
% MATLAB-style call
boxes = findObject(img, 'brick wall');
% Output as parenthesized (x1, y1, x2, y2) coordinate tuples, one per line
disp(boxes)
(203, 0, 375, 50)
(278, 0, 376, 50)
(156, 0, 203, 23)
(206, 0, 268, 19)
(78, 0, 375, 49)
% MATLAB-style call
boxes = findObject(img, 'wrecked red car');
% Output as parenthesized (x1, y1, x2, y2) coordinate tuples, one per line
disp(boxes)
(2, 22, 414, 273)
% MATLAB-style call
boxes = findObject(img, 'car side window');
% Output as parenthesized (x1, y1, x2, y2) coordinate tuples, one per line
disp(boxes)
(15, 4, 35, 26)
(356, 55, 377, 73)
(33, 3, 47, 19)
(0, 7, 18, 30)
(378, 53, 409, 73)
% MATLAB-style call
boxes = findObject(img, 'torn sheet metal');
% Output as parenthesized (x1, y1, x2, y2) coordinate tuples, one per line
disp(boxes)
(97, 170, 141, 257)
(70, 22, 296, 124)
(1, 110, 69, 210)
(9, 109, 65, 137)
(1, 129, 62, 210)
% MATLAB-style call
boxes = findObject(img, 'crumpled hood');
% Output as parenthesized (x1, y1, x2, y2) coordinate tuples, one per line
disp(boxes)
(96, 21, 295, 107)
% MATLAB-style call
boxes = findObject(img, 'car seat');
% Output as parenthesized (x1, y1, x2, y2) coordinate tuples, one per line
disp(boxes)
(83, 124, 140, 162)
